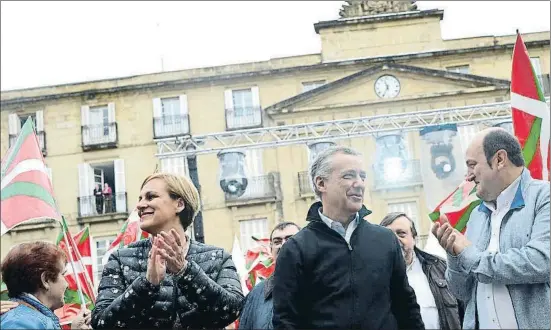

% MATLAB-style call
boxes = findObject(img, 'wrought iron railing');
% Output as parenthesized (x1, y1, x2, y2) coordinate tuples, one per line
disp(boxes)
(225, 106, 262, 130)
(77, 192, 127, 217)
(297, 171, 313, 196)
(153, 114, 190, 138)
(9, 130, 46, 155)
(225, 174, 277, 202)
(81, 123, 117, 148)
(372, 159, 423, 190)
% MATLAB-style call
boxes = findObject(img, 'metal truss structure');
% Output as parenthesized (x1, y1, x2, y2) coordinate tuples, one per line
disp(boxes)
(155, 97, 550, 159)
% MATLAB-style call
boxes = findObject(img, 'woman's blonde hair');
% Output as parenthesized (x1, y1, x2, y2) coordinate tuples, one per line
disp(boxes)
(141, 172, 201, 230)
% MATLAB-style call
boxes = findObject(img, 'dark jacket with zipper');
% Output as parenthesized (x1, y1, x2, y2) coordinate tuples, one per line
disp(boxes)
(414, 247, 464, 330)
(91, 238, 244, 329)
(272, 201, 425, 329)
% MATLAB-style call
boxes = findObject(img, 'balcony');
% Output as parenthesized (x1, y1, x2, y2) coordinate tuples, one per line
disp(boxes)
(9, 130, 46, 156)
(8, 218, 56, 234)
(372, 159, 423, 191)
(225, 173, 279, 206)
(81, 123, 117, 151)
(153, 114, 190, 139)
(225, 106, 262, 130)
(538, 73, 550, 96)
(297, 171, 314, 197)
(77, 192, 128, 224)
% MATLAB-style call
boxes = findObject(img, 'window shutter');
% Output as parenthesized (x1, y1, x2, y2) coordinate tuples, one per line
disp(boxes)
(152, 98, 162, 118)
(81, 106, 90, 145)
(8, 113, 20, 135)
(107, 103, 116, 123)
(36, 110, 44, 132)
(224, 89, 234, 109)
(114, 159, 126, 213)
(251, 86, 260, 108)
(78, 163, 94, 216)
(179, 95, 189, 115)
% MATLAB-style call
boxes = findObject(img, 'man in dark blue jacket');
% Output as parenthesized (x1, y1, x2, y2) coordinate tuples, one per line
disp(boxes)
(272, 146, 424, 329)
(238, 222, 301, 330)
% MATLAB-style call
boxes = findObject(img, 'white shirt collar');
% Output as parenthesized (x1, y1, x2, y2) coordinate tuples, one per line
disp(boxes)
(318, 208, 358, 229)
(483, 173, 522, 212)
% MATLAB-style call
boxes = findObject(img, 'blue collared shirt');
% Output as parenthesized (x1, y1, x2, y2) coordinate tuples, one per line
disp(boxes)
(318, 208, 359, 244)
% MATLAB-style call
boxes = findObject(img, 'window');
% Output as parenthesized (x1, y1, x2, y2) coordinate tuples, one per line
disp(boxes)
(78, 159, 127, 217)
(89, 106, 110, 136)
(161, 97, 181, 125)
(232, 89, 254, 114)
(8, 111, 45, 149)
(152, 95, 189, 138)
(446, 65, 470, 74)
(239, 218, 268, 251)
(302, 80, 326, 92)
(93, 236, 116, 285)
(224, 87, 261, 129)
(80, 103, 117, 147)
(458, 125, 479, 153)
(387, 201, 420, 232)
(160, 156, 189, 176)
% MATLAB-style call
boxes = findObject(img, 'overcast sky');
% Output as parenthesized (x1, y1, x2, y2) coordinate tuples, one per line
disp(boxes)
(1, 1, 549, 91)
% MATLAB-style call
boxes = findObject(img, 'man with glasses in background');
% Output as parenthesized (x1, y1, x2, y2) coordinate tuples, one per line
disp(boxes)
(238, 222, 301, 330)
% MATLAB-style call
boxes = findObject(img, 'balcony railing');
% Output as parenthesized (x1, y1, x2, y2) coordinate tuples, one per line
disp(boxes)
(153, 114, 190, 138)
(77, 192, 127, 218)
(297, 171, 313, 196)
(9, 130, 46, 156)
(225, 106, 262, 130)
(538, 74, 550, 96)
(82, 123, 117, 151)
(372, 159, 423, 190)
(225, 173, 277, 203)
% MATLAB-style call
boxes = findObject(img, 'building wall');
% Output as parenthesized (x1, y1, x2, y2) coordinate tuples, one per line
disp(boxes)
(1, 8, 550, 260)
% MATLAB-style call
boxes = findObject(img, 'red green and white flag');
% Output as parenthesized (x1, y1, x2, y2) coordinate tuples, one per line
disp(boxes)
(245, 236, 274, 291)
(56, 222, 96, 305)
(1, 117, 60, 235)
(55, 223, 96, 327)
(101, 209, 149, 265)
(429, 32, 550, 230)
(511, 31, 550, 181)
(429, 180, 481, 233)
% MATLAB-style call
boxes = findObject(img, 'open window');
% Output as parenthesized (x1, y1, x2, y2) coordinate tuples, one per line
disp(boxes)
(78, 159, 127, 218)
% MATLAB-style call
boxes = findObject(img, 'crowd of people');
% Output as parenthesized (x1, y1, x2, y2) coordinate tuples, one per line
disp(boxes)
(0, 127, 549, 329)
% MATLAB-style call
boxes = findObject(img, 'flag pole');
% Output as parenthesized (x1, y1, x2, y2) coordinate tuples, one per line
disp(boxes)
(60, 219, 87, 307)
(66, 226, 96, 302)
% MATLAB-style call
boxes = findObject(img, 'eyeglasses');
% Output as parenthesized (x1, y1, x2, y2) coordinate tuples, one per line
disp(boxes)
(270, 235, 294, 247)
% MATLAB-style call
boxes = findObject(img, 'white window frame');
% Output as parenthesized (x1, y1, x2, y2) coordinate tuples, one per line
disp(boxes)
(92, 235, 117, 286)
(302, 80, 326, 92)
(387, 201, 420, 235)
(239, 218, 268, 251)
(224, 87, 261, 129)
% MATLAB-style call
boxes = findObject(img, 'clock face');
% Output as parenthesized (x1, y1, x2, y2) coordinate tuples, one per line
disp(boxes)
(374, 75, 401, 98)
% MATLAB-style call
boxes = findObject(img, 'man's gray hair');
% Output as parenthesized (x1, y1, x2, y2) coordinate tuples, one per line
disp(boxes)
(309, 145, 362, 199)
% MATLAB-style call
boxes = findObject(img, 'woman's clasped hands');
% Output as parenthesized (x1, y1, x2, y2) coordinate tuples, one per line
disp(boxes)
(146, 229, 190, 285)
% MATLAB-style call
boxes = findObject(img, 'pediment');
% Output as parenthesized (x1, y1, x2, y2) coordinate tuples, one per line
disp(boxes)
(265, 63, 510, 115)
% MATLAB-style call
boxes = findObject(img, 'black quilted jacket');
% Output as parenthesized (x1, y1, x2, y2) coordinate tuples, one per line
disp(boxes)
(91, 238, 244, 329)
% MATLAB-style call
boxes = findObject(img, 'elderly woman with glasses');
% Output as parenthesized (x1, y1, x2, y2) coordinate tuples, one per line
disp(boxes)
(92, 172, 244, 329)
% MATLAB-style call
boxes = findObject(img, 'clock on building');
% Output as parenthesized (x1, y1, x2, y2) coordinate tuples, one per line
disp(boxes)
(374, 75, 401, 98)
